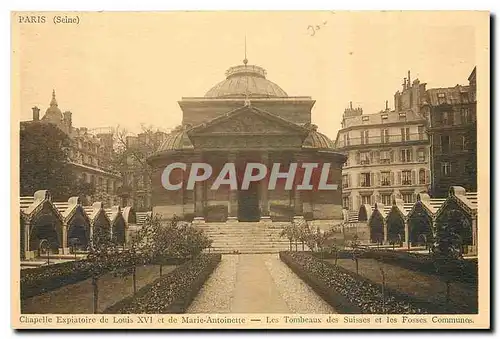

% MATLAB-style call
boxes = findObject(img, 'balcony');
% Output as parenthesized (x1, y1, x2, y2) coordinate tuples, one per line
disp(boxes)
(337, 133, 427, 148)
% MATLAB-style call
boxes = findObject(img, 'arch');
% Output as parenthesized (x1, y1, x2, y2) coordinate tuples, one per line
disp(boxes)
(67, 208, 91, 250)
(369, 209, 384, 243)
(418, 168, 426, 185)
(386, 207, 405, 244)
(28, 202, 63, 253)
(358, 204, 372, 222)
(435, 201, 473, 255)
(112, 216, 126, 246)
(407, 203, 433, 246)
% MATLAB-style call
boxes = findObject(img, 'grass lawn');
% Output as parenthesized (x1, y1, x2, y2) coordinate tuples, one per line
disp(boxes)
(21, 264, 176, 314)
(326, 258, 477, 313)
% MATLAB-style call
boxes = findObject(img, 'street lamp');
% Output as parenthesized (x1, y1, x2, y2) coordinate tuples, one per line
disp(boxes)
(39, 239, 50, 265)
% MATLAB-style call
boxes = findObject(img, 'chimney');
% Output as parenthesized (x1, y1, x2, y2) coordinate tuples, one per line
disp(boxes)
(32, 106, 40, 121)
(403, 78, 407, 91)
(63, 111, 72, 130)
(385, 100, 389, 111)
(408, 70, 411, 86)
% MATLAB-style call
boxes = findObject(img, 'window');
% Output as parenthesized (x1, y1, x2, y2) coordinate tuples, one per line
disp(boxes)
(442, 111, 452, 125)
(342, 174, 349, 189)
(401, 149, 412, 162)
(360, 151, 370, 164)
(441, 162, 451, 176)
(401, 127, 410, 141)
(399, 113, 406, 120)
(360, 173, 371, 187)
(342, 196, 350, 209)
(461, 108, 470, 124)
(361, 130, 369, 145)
(381, 171, 391, 186)
(402, 170, 412, 185)
(418, 126, 424, 140)
(381, 114, 388, 120)
(440, 135, 451, 153)
(417, 149, 426, 162)
(381, 194, 392, 206)
(381, 129, 389, 143)
(419, 169, 426, 185)
(380, 150, 391, 164)
(343, 134, 350, 146)
(438, 93, 447, 105)
(402, 193, 415, 204)
(361, 195, 372, 205)
(362, 116, 369, 122)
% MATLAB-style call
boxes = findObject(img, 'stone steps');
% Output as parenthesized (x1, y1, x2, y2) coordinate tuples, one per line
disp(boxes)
(197, 221, 291, 254)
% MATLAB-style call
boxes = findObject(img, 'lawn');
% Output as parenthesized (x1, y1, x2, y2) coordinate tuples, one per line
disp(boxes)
(21, 264, 176, 314)
(326, 258, 477, 313)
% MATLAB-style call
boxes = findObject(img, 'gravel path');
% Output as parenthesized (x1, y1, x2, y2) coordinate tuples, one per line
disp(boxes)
(188, 254, 335, 314)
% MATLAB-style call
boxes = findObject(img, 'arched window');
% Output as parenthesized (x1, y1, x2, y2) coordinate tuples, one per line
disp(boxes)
(419, 169, 426, 184)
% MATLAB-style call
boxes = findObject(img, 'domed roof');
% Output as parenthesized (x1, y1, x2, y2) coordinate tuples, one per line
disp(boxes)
(302, 126, 335, 149)
(205, 63, 288, 98)
(158, 128, 194, 152)
(43, 89, 63, 121)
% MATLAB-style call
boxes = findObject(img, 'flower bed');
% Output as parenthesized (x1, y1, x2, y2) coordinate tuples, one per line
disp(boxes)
(280, 251, 430, 314)
(103, 254, 221, 314)
(361, 250, 478, 284)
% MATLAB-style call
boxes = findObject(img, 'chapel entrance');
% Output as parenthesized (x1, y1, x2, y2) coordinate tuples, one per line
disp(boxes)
(238, 182, 260, 222)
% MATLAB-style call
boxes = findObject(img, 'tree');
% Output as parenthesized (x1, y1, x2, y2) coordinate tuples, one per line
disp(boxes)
(20, 122, 92, 200)
(431, 209, 468, 306)
(280, 223, 295, 251)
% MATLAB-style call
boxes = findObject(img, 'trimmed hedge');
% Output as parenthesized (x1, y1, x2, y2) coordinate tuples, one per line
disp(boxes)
(20, 256, 190, 300)
(360, 250, 478, 284)
(103, 253, 221, 314)
(21, 260, 94, 299)
(281, 251, 431, 314)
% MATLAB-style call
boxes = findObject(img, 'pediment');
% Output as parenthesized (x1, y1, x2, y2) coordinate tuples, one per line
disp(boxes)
(188, 105, 308, 136)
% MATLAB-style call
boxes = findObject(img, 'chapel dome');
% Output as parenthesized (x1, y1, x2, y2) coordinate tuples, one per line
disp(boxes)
(302, 126, 335, 149)
(158, 128, 194, 152)
(205, 62, 288, 98)
(43, 89, 63, 121)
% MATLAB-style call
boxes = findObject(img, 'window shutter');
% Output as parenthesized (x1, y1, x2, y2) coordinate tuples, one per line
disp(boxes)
(396, 171, 402, 185)
(398, 149, 402, 162)
(390, 150, 394, 163)
(411, 170, 416, 185)
(358, 173, 362, 187)
(349, 196, 353, 210)
(355, 152, 360, 164)
(390, 171, 395, 185)
(410, 148, 414, 162)
(401, 128, 405, 140)
(380, 129, 384, 142)
(376, 172, 381, 186)
(370, 172, 375, 187)
(374, 150, 380, 163)
(348, 174, 351, 188)
(426, 169, 430, 185)
(370, 151, 374, 163)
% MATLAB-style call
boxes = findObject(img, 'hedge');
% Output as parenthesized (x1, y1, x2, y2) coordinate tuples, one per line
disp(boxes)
(360, 250, 478, 284)
(20, 255, 190, 300)
(103, 253, 221, 314)
(281, 251, 434, 314)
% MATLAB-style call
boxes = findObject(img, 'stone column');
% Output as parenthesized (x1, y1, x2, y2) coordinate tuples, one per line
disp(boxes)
(193, 152, 205, 224)
(404, 219, 410, 248)
(293, 154, 303, 219)
(471, 217, 477, 255)
(260, 151, 271, 222)
(383, 220, 388, 244)
(59, 223, 70, 255)
(227, 152, 238, 222)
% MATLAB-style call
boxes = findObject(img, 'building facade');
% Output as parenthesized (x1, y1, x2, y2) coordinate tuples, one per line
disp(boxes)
(25, 90, 122, 207)
(334, 72, 431, 213)
(148, 61, 346, 223)
(423, 67, 477, 197)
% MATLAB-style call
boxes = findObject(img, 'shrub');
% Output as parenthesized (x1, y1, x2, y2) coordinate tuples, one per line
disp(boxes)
(104, 254, 221, 314)
(280, 251, 428, 314)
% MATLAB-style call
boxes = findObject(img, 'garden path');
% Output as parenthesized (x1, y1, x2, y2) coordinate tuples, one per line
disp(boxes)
(187, 254, 335, 313)
(21, 264, 176, 314)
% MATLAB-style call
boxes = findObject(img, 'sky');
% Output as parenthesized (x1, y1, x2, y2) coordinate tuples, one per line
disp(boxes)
(14, 11, 480, 140)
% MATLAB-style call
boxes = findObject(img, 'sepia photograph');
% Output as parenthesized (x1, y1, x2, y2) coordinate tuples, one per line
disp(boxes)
(11, 10, 490, 329)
